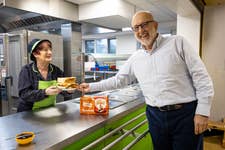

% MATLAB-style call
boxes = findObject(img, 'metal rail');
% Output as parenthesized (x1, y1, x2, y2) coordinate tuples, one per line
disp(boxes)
(102, 119, 148, 150)
(123, 129, 149, 150)
(81, 112, 146, 150)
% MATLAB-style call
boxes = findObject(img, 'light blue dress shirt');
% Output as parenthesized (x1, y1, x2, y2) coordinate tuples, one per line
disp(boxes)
(90, 34, 214, 116)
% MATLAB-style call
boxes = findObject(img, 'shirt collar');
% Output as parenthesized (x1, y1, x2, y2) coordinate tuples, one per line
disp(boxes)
(142, 33, 163, 54)
(32, 62, 53, 73)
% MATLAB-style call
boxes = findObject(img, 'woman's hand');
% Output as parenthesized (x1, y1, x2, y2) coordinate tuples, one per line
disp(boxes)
(79, 83, 90, 93)
(45, 86, 62, 95)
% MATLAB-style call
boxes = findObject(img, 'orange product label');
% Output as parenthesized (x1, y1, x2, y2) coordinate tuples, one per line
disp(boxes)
(80, 95, 109, 115)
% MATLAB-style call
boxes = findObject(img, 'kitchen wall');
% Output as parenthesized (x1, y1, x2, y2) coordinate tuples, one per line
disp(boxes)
(177, 14, 201, 53)
(116, 33, 137, 54)
(175, 0, 201, 54)
(115, 33, 137, 69)
(82, 31, 138, 69)
(202, 4, 225, 121)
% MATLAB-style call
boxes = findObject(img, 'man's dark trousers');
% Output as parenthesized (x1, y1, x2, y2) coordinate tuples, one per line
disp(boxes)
(146, 101, 203, 150)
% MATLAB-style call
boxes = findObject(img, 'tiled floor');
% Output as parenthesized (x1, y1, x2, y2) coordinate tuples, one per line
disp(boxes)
(204, 136, 225, 150)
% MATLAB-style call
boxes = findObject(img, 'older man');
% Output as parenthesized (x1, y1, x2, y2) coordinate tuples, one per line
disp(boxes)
(80, 11, 214, 150)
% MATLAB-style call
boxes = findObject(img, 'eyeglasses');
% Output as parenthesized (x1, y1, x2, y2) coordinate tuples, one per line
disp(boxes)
(131, 20, 154, 32)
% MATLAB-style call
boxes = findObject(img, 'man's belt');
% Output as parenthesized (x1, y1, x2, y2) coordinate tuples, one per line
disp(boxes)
(157, 104, 183, 111)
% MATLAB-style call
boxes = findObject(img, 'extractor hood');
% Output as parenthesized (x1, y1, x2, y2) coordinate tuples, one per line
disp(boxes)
(0, 7, 63, 32)
(78, 0, 135, 30)
(0, 0, 79, 32)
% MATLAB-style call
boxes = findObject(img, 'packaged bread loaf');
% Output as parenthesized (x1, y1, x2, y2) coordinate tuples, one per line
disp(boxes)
(80, 95, 109, 115)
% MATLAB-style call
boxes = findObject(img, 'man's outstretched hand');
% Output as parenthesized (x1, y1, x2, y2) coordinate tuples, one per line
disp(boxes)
(78, 83, 91, 93)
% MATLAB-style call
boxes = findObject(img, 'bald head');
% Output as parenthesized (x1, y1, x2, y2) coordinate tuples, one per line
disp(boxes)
(131, 11, 154, 27)
(131, 11, 158, 50)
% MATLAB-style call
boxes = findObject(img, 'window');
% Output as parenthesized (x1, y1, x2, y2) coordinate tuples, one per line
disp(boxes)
(96, 39, 108, 53)
(108, 38, 116, 54)
(85, 40, 95, 53)
(84, 38, 117, 54)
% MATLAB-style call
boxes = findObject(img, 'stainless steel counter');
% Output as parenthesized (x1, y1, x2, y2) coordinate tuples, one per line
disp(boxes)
(0, 85, 145, 150)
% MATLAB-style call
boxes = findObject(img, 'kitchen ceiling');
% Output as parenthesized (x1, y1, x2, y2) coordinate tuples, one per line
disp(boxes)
(82, 15, 131, 29)
(125, 0, 176, 22)
(66, 0, 177, 33)
(0, 0, 177, 33)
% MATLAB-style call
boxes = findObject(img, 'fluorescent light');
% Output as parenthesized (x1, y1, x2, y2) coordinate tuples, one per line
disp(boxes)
(162, 33, 171, 37)
(97, 27, 116, 33)
(122, 27, 132, 31)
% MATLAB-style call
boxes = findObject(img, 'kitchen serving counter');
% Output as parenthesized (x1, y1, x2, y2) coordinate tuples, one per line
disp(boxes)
(0, 84, 146, 150)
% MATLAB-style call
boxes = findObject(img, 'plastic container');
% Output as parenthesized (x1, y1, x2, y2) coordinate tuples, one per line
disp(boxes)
(15, 132, 35, 145)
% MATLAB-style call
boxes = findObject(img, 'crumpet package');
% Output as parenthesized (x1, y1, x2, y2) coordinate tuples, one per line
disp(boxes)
(80, 95, 109, 115)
